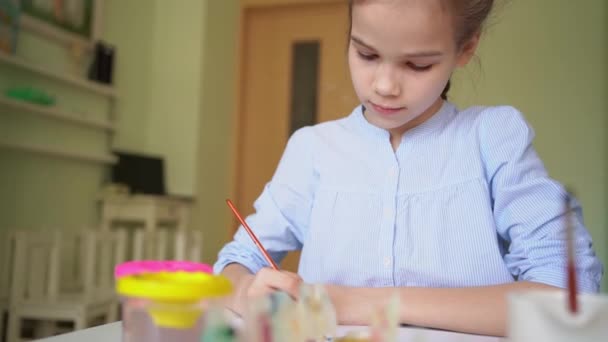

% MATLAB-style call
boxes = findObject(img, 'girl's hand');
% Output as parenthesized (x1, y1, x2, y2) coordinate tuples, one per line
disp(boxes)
(246, 267, 303, 299)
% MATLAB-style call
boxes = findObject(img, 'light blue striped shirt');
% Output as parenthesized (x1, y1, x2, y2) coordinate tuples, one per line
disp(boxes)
(214, 102, 603, 292)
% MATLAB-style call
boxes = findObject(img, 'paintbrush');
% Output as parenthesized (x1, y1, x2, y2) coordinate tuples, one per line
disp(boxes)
(226, 199, 280, 270)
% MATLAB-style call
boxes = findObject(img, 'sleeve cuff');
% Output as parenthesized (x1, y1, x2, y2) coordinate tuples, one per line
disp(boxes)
(213, 243, 269, 275)
(519, 268, 601, 293)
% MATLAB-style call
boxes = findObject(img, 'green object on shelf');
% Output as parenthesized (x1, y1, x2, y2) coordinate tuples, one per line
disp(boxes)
(5, 87, 55, 105)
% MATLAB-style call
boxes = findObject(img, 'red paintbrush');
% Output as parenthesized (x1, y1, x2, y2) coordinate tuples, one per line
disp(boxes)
(565, 189, 578, 314)
(226, 199, 280, 270)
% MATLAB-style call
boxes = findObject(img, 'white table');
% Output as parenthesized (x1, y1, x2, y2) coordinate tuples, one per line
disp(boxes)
(36, 321, 504, 341)
(100, 194, 192, 232)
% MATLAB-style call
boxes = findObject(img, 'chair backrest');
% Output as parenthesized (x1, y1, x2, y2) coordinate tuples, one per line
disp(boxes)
(9, 229, 127, 305)
(10, 231, 62, 306)
(80, 230, 126, 300)
(132, 229, 169, 261)
(174, 230, 202, 262)
(130, 229, 202, 262)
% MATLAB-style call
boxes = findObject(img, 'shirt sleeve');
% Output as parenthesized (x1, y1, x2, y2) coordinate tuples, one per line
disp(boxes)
(213, 127, 317, 274)
(480, 106, 603, 293)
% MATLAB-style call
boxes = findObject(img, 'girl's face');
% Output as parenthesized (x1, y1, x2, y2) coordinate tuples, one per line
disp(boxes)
(349, 0, 478, 137)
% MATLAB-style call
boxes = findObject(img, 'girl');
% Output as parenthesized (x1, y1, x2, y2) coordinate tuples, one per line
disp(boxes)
(214, 0, 603, 336)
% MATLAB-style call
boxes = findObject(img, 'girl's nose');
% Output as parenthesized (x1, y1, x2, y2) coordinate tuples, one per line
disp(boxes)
(373, 64, 401, 97)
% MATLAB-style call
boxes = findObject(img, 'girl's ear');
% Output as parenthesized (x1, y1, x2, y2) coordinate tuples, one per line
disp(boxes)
(456, 32, 481, 67)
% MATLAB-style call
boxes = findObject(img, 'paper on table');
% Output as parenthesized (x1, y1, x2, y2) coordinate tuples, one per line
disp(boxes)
(223, 309, 499, 341)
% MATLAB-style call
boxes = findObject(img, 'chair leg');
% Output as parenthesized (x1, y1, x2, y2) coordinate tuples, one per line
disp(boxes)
(7, 311, 20, 342)
(34, 321, 56, 339)
(106, 303, 119, 323)
(74, 316, 87, 331)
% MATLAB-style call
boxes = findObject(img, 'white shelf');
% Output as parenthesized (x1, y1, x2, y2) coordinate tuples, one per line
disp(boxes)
(0, 52, 118, 99)
(0, 97, 115, 132)
(0, 141, 117, 165)
(21, 14, 93, 50)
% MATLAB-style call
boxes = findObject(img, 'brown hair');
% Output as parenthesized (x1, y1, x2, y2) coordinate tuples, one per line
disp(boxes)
(348, 0, 495, 100)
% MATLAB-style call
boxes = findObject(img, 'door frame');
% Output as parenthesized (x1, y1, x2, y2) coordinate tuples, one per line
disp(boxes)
(229, 0, 345, 235)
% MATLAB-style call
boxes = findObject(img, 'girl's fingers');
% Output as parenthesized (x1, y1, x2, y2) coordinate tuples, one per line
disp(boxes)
(248, 268, 303, 299)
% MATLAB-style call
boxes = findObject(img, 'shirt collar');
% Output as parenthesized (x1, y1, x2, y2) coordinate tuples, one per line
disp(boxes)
(348, 101, 456, 142)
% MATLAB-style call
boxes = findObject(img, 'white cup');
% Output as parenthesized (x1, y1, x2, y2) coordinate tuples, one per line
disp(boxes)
(508, 290, 608, 342)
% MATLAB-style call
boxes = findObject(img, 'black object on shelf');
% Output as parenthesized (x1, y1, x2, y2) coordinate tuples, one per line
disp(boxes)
(111, 151, 166, 195)
(88, 41, 115, 84)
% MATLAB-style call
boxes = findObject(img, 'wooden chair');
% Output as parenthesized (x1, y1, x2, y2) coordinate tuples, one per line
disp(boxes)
(6, 230, 126, 342)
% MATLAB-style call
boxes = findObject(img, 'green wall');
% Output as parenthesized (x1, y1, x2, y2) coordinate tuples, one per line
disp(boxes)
(145, 0, 205, 197)
(103, 0, 205, 197)
(101, 0, 155, 150)
(451, 0, 608, 290)
(191, 0, 239, 263)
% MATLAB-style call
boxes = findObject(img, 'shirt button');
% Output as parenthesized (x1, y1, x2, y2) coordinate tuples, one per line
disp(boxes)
(383, 257, 391, 267)
(383, 207, 392, 217)
(388, 166, 397, 177)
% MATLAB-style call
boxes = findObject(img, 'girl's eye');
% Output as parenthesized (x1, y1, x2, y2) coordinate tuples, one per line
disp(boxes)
(407, 63, 433, 71)
(357, 51, 377, 61)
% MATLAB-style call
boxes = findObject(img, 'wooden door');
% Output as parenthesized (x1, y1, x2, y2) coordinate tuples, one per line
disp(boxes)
(236, 2, 358, 271)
